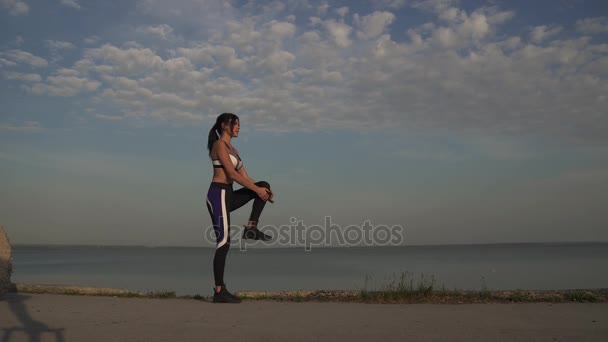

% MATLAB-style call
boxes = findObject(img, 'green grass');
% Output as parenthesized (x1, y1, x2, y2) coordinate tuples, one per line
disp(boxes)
(359, 271, 439, 302)
(145, 290, 177, 298)
(565, 291, 598, 302)
(12, 279, 607, 304)
(505, 289, 533, 302)
(479, 276, 492, 299)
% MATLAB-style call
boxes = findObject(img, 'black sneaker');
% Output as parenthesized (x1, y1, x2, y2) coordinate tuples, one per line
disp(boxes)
(221, 283, 241, 302)
(242, 226, 272, 241)
(213, 286, 241, 303)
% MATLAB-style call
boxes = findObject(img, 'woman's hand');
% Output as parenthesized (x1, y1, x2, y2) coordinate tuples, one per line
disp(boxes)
(255, 187, 272, 202)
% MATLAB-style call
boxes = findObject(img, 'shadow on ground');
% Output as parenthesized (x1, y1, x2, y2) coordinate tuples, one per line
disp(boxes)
(0, 293, 65, 342)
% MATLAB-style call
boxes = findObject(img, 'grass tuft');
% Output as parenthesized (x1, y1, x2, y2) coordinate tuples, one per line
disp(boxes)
(564, 291, 598, 303)
(359, 271, 440, 302)
(145, 290, 177, 298)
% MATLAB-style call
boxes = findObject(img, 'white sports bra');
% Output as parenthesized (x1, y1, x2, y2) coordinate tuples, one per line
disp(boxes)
(212, 141, 243, 170)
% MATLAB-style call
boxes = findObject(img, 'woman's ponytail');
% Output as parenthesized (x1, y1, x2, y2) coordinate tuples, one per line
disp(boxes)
(207, 121, 220, 154)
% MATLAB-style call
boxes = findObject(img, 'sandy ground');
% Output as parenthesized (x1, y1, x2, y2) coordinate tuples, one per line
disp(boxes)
(1, 293, 607, 342)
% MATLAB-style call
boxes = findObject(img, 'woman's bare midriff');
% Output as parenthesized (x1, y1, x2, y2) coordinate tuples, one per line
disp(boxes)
(212, 168, 234, 185)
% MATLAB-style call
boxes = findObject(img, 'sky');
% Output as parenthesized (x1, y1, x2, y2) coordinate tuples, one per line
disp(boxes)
(1, 0, 607, 247)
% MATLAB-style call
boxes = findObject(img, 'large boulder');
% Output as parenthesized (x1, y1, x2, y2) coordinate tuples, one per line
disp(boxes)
(0, 225, 15, 295)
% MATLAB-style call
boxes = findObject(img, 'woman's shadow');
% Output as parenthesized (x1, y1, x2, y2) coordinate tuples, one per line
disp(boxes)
(1, 293, 65, 342)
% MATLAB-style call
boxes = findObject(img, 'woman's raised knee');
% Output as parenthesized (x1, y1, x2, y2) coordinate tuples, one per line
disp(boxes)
(256, 180, 270, 189)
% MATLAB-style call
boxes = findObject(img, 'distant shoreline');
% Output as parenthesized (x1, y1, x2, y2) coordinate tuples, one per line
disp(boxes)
(11, 241, 608, 249)
(10, 283, 608, 304)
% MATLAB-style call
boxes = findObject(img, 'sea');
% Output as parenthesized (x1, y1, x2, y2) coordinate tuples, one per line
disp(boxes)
(10, 242, 608, 296)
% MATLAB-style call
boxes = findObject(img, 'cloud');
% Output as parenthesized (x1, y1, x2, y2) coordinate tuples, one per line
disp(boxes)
(0, 58, 18, 67)
(84, 36, 101, 45)
(354, 11, 395, 40)
(529, 25, 562, 43)
(372, 0, 405, 9)
(317, 2, 329, 16)
(575, 17, 608, 34)
(84, 44, 164, 75)
(46, 40, 75, 50)
(176, 44, 246, 72)
(323, 19, 353, 47)
(3, 1, 606, 143)
(335, 6, 348, 17)
(0, 0, 29, 15)
(264, 20, 296, 41)
(60, 0, 81, 10)
(136, 0, 237, 32)
(94, 113, 125, 121)
(46, 40, 76, 63)
(0, 50, 48, 67)
(30, 74, 101, 96)
(0, 120, 42, 132)
(137, 24, 174, 40)
(3, 71, 41, 82)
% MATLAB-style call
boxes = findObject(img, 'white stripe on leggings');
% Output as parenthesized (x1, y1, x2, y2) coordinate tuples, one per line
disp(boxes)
(206, 198, 213, 215)
(217, 189, 229, 248)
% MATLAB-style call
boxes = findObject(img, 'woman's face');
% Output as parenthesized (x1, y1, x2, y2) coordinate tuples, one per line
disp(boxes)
(224, 119, 240, 138)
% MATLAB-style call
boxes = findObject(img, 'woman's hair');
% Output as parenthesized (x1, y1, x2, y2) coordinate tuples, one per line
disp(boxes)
(207, 113, 240, 154)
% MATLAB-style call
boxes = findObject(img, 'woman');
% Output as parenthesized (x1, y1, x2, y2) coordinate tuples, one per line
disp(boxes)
(206, 113, 274, 303)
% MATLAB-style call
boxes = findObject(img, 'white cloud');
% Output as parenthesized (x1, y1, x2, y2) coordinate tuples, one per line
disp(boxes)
(31, 75, 101, 96)
(575, 17, 608, 34)
(424, 7, 512, 49)
(84, 44, 164, 75)
(372, 0, 405, 9)
(323, 20, 352, 47)
(56, 68, 81, 77)
(2, 2, 605, 143)
(256, 50, 295, 74)
(3, 71, 41, 82)
(0, 0, 29, 15)
(137, 24, 174, 40)
(317, 2, 328, 16)
(0, 120, 42, 132)
(0, 58, 18, 67)
(530, 25, 562, 43)
(46, 40, 75, 50)
(264, 20, 296, 41)
(409, 0, 458, 14)
(94, 113, 125, 121)
(354, 11, 395, 40)
(136, 0, 237, 32)
(45, 40, 76, 63)
(84, 36, 100, 45)
(335, 6, 348, 17)
(60, 0, 81, 10)
(0, 50, 48, 67)
(176, 44, 246, 72)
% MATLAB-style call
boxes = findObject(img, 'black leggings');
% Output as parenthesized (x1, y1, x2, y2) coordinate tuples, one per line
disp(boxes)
(206, 180, 270, 286)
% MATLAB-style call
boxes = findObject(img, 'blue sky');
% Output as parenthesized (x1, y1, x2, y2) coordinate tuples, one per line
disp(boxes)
(1, 0, 607, 247)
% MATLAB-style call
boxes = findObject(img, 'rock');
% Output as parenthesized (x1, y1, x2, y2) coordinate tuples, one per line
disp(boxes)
(0, 225, 16, 295)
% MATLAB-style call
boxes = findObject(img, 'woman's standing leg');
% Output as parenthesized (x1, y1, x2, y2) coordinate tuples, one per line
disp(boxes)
(206, 183, 241, 303)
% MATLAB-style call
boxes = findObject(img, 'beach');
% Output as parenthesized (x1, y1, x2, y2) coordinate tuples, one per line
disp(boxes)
(1, 292, 607, 342)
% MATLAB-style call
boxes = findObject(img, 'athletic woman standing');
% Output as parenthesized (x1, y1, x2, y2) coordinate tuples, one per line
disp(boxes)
(206, 113, 274, 303)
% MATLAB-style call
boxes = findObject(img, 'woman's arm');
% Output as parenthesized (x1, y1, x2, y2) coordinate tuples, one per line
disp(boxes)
(216, 142, 271, 201)
(239, 165, 274, 203)
(237, 165, 256, 183)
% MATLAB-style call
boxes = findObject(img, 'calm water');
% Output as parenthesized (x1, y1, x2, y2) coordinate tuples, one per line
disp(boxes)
(11, 243, 608, 296)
